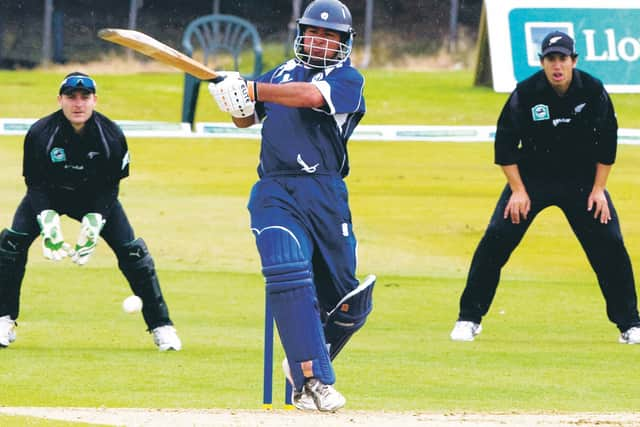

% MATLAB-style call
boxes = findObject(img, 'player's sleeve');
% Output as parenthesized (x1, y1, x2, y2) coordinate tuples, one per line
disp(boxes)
(23, 127, 46, 186)
(311, 67, 365, 115)
(118, 133, 130, 180)
(494, 91, 523, 166)
(99, 116, 130, 181)
(592, 88, 618, 165)
(254, 67, 278, 121)
(22, 126, 53, 213)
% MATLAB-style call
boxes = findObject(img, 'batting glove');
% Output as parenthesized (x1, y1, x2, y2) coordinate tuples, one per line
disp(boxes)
(71, 213, 106, 266)
(36, 209, 70, 261)
(208, 72, 255, 118)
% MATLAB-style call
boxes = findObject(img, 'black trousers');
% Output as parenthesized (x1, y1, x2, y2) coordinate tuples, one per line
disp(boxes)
(1, 194, 172, 329)
(458, 180, 640, 332)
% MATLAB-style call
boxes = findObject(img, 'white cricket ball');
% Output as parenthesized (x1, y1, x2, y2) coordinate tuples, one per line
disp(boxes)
(122, 295, 143, 313)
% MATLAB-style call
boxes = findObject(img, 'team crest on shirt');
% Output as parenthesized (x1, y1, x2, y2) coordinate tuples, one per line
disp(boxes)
(50, 147, 66, 163)
(531, 104, 550, 121)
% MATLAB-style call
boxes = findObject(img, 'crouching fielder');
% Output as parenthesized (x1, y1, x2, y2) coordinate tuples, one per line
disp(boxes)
(209, 0, 374, 412)
(0, 72, 181, 352)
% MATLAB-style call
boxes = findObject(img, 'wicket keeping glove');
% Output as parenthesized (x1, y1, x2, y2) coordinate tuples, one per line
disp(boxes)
(208, 72, 255, 118)
(37, 209, 70, 261)
(71, 213, 105, 266)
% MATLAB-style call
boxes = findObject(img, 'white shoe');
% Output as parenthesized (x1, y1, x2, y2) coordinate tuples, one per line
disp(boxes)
(619, 326, 640, 344)
(293, 387, 319, 411)
(304, 378, 346, 412)
(0, 315, 17, 348)
(450, 320, 482, 341)
(152, 325, 182, 351)
(282, 359, 317, 411)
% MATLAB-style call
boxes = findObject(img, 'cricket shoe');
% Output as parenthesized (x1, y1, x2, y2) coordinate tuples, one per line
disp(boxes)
(282, 358, 317, 411)
(619, 326, 640, 344)
(152, 325, 182, 351)
(0, 315, 17, 348)
(450, 320, 482, 342)
(304, 378, 346, 412)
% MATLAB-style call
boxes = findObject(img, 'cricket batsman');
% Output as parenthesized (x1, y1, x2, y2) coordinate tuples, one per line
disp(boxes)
(209, 0, 375, 411)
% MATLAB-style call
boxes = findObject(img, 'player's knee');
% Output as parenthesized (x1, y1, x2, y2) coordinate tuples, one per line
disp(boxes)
(0, 229, 30, 255)
(116, 238, 169, 327)
(115, 238, 154, 270)
(0, 229, 30, 268)
(478, 224, 517, 261)
(115, 238, 158, 287)
(484, 220, 507, 240)
(325, 277, 375, 359)
(255, 227, 312, 290)
(329, 285, 374, 328)
(603, 228, 624, 244)
(0, 229, 30, 293)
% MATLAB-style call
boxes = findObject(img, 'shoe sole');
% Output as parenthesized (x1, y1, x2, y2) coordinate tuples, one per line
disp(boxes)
(293, 397, 318, 411)
(317, 404, 345, 412)
(315, 399, 346, 412)
(158, 346, 181, 351)
(450, 335, 475, 342)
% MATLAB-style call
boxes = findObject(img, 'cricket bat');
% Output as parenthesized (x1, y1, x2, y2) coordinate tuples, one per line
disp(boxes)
(98, 28, 223, 82)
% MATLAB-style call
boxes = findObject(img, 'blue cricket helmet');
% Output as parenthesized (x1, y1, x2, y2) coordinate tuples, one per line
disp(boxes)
(297, 0, 354, 36)
(295, 0, 354, 68)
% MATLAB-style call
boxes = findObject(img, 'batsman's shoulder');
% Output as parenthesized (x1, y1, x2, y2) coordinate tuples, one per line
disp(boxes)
(330, 63, 364, 86)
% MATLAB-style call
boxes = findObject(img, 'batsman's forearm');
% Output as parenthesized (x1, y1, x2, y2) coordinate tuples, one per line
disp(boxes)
(253, 82, 325, 108)
(593, 162, 612, 191)
(501, 164, 526, 192)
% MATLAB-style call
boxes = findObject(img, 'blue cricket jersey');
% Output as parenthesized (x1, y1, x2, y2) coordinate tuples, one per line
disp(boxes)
(254, 58, 365, 178)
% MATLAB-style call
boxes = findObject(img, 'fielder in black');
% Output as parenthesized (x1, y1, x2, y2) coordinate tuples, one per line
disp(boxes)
(450, 31, 640, 344)
(0, 72, 182, 351)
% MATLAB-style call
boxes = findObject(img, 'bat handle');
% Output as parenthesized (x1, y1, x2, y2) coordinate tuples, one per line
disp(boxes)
(210, 76, 225, 84)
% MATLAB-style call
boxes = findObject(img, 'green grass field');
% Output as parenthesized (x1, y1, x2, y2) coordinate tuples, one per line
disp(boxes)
(1, 69, 640, 423)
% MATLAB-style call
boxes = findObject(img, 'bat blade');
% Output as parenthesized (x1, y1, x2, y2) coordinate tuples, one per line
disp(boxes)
(98, 28, 220, 81)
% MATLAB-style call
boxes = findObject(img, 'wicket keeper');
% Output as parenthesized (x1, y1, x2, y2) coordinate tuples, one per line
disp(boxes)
(0, 72, 182, 351)
(451, 32, 640, 344)
(209, 0, 375, 411)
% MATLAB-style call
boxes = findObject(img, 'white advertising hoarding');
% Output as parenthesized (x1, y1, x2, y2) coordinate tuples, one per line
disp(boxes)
(485, 0, 640, 92)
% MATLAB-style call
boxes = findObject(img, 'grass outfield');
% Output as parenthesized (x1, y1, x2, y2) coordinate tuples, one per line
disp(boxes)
(0, 70, 640, 417)
(3, 69, 640, 127)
